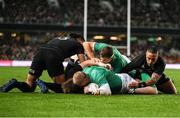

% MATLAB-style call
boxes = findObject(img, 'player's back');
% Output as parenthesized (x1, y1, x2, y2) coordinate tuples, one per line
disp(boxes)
(40, 37, 84, 59)
(83, 66, 122, 93)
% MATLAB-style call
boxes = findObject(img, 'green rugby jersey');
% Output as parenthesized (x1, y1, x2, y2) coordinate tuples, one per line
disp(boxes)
(94, 43, 128, 73)
(141, 73, 156, 87)
(83, 66, 122, 93)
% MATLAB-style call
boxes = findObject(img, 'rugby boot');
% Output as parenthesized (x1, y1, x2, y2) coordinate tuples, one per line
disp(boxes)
(36, 79, 49, 93)
(0, 78, 18, 92)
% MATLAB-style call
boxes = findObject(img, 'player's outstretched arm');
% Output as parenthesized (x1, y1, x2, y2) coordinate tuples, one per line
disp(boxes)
(83, 42, 96, 59)
(79, 59, 112, 70)
(128, 81, 158, 94)
(134, 86, 158, 94)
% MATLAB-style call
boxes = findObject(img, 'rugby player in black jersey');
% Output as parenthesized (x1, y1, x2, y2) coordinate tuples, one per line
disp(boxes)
(121, 45, 177, 94)
(0, 33, 86, 93)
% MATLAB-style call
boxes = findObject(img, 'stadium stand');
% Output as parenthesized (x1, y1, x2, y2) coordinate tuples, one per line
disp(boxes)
(0, 0, 179, 63)
(0, 32, 179, 63)
(0, 0, 179, 28)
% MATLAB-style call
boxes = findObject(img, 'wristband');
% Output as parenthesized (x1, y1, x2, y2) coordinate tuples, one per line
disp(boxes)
(138, 82, 147, 88)
(129, 88, 136, 93)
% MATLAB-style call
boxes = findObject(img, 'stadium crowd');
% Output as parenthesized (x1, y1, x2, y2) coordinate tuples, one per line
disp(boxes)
(0, 37, 39, 60)
(0, 35, 179, 64)
(130, 41, 180, 64)
(0, 0, 180, 28)
(0, 0, 179, 63)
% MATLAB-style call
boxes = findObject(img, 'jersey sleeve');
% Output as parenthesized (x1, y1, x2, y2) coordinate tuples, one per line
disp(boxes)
(121, 54, 145, 73)
(141, 73, 156, 87)
(154, 57, 165, 75)
(97, 74, 109, 86)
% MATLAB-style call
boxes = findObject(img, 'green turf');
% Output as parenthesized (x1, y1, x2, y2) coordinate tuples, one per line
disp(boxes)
(0, 67, 180, 117)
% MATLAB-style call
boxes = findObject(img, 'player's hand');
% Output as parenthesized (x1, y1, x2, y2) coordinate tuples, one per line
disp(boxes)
(84, 86, 90, 94)
(84, 86, 100, 95)
(128, 81, 139, 88)
(134, 78, 141, 82)
(105, 63, 112, 70)
(91, 58, 100, 63)
(97, 62, 112, 70)
(93, 90, 100, 95)
(84, 83, 100, 95)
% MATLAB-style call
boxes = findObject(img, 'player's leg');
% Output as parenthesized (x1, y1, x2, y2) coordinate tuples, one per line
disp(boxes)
(46, 64, 82, 93)
(0, 74, 37, 93)
(39, 56, 65, 93)
(116, 73, 136, 93)
(156, 78, 177, 94)
(35, 79, 49, 93)
(37, 78, 77, 93)
(155, 73, 177, 94)
(43, 81, 63, 93)
(0, 68, 40, 92)
(0, 78, 19, 92)
(118, 73, 158, 94)
(46, 56, 66, 84)
(18, 73, 37, 92)
(25, 50, 45, 92)
(52, 74, 65, 84)
(45, 63, 83, 93)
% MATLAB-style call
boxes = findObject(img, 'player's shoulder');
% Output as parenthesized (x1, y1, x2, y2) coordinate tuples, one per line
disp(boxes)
(132, 53, 146, 62)
(156, 56, 165, 65)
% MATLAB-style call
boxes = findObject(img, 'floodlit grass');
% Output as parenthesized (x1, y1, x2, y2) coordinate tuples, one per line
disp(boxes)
(0, 67, 180, 117)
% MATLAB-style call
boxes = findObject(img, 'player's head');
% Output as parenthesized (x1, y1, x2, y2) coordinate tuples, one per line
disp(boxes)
(73, 71, 90, 87)
(61, 78, 83, 93)
(100, 46, 114, 63)
(69, 33, 85, 44)
(146, 45, 159, 66)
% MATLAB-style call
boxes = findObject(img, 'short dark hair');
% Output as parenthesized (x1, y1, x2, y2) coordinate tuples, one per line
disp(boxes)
(100, 46, 113, 58)
(54, 32, 68, 37)
(147, 45, 158, 53)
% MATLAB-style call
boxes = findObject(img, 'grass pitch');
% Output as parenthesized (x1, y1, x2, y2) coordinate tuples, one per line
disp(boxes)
(0, 67, 180, 117)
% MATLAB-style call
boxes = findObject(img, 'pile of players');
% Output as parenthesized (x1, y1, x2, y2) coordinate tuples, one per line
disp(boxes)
(0, 33, 177, 95)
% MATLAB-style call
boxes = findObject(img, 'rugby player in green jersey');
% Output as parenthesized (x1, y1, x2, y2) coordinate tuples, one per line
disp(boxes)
(83, 42, 129, 73)
(72, 66, 157, 95)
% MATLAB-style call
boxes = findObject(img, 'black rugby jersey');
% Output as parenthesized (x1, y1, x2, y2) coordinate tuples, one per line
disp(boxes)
(121, 54, 165, 76)
(40, 37, 84, 59)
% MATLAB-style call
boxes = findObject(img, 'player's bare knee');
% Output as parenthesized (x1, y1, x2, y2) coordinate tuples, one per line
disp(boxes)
(53, 75, 65, 84)
(26, 74, 37, 87)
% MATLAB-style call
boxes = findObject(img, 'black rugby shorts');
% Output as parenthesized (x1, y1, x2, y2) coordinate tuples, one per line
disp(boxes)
(29, 50, 64, 77)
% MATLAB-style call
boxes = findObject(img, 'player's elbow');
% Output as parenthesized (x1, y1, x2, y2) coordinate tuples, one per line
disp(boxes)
(152, 88, 158, 95)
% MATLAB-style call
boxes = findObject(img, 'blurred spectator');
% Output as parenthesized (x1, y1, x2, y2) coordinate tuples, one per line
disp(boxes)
(1, 0, 179, 28)
(0, 33, 179, 64)
(0, 0, 179, 63)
